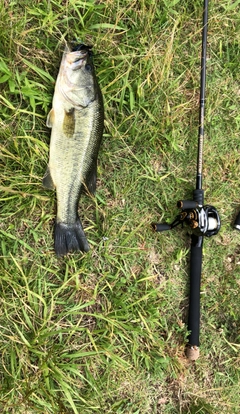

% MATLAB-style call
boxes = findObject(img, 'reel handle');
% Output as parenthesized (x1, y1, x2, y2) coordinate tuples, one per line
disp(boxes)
(234, 211, 240, 231)
(151, 223, 171, 232)
(177, 200, 199, 210)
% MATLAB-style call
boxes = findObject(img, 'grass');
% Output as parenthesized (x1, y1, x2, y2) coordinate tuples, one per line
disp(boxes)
(0, 0, 240, 412)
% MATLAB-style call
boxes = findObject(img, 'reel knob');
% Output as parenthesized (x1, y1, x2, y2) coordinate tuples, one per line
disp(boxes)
(151, 223, 171, 232)
(234, 211, 240, 231)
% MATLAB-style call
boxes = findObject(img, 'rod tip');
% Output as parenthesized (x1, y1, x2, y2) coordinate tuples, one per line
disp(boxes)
(186, 346, 200, 361)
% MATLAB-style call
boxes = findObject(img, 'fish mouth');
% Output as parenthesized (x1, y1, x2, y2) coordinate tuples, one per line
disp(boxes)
(66, 52, 87, 69)
(70, 43, 92, 54)
(65, 43, 92, 70)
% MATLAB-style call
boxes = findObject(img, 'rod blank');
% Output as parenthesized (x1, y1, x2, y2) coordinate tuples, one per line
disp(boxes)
(196, 0, 208, 190)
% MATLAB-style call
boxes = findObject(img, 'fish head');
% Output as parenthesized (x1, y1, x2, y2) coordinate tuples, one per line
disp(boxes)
(59, 43, 97, 107)
(65, 43, 93, 70)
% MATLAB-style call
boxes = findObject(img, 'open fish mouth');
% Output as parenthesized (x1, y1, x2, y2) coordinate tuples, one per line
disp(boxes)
(65, 43, 92, 70)
(70, 42, 93, 54)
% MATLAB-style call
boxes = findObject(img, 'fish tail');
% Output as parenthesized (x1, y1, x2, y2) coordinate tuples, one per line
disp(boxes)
(54, 219, 90, 256)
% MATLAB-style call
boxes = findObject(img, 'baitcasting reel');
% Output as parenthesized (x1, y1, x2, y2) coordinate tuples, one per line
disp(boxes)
(152, 200, 221, 237)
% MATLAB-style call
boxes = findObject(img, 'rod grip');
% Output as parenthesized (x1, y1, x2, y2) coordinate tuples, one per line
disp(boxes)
(151, 223, 171, 232)
(234, 211, 240, 231)
(187, 234, 203, 360)
(193, 189, 204, 206)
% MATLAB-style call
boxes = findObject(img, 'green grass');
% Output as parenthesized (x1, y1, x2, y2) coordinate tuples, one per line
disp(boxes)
(0, 0, 240, 413)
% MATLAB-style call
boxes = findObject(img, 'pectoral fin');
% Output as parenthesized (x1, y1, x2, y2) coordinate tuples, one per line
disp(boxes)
(63, 108, 75, 137)
(42, 166, 55, 190)
(46, 108, 55, 128)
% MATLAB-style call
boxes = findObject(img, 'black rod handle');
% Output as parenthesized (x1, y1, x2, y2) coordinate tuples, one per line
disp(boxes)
(234, 211, 240, 231)
(186, 234, 203, 361)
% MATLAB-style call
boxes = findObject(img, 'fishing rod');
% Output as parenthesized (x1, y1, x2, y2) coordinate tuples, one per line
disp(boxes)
(152, 0, 220, 360)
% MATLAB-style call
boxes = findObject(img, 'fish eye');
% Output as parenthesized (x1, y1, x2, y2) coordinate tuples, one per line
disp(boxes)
(85, 64, 92, 72)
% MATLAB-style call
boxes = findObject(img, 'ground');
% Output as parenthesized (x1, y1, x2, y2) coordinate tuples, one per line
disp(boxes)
(0, 0, 240, 413)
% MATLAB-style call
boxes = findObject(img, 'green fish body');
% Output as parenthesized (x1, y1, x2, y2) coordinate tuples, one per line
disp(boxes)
(43, 43, 104, 255)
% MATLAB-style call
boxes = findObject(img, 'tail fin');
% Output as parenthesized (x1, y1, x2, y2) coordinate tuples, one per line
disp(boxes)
(54, 219, 90, 256)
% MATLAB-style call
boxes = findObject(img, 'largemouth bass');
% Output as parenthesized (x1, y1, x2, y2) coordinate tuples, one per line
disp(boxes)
(43, 42, 104, 256)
